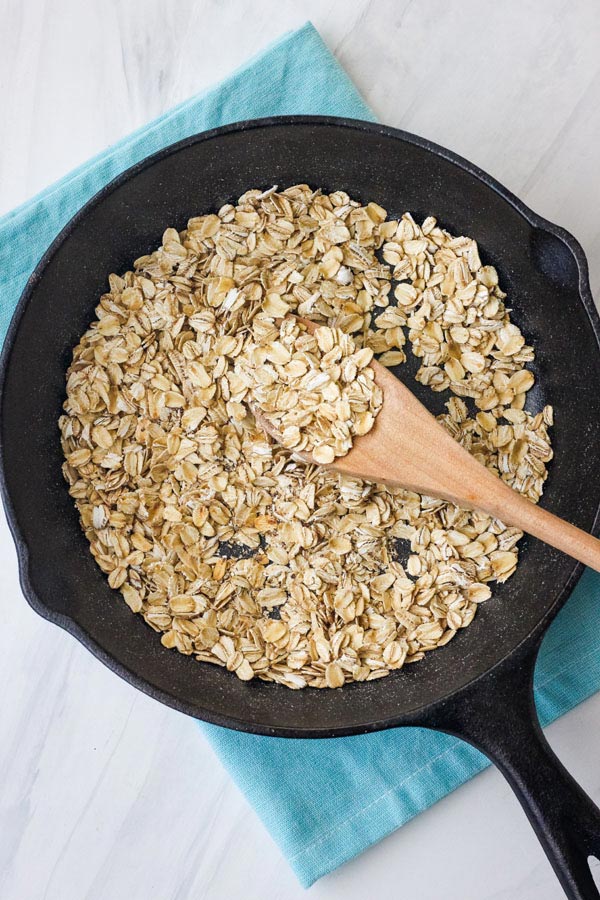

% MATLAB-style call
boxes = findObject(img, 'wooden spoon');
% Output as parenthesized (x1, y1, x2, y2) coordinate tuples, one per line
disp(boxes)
(254, 318, 600, 573)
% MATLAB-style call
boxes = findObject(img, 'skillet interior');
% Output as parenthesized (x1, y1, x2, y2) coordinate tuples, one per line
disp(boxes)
(1, 117, 600, 736)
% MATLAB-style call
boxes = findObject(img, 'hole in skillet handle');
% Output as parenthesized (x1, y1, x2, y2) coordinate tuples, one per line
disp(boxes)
(590, 858, 600, 894)
(421, 637, 600, 900)
(529, 227, 580, 290)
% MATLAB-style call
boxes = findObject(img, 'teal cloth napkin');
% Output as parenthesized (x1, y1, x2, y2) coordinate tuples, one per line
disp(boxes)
(1, 21, 599, 889)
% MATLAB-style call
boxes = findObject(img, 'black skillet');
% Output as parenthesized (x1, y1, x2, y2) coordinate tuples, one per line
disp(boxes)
(1, 117, 600, 899)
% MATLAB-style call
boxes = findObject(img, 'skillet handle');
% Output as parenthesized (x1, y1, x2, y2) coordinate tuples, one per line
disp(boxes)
(428, 649, 600, 900)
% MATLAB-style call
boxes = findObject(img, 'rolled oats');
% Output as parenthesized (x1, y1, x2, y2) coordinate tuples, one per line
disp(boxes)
(235, 317, 382, 461)
(59, 185, 553, 689)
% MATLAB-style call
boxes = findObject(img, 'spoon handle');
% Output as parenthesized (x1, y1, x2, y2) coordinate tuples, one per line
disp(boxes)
(402, 403, 600, 572)
(339, 368, 600, 572)
(473, 475, 600, 572)
(409, 406, 600, 572)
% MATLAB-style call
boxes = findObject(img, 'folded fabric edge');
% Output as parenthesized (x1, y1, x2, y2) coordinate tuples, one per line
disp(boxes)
(290, 737, 489, 886)
(290, 652, 600, 887)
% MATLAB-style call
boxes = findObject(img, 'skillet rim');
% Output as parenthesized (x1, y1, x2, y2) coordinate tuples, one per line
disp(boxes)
(1, 114, 599, 738)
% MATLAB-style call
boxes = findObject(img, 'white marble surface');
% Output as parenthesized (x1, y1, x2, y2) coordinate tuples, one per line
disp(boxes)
(1, 2, 600, 898)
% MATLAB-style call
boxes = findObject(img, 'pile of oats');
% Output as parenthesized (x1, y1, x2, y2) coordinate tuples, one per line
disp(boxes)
(59, 185, 553, 689)
(235, 317, 382, 464)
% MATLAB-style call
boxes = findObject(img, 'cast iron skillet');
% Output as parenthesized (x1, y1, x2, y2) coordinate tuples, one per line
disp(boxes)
(1, 117, 600, 898)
